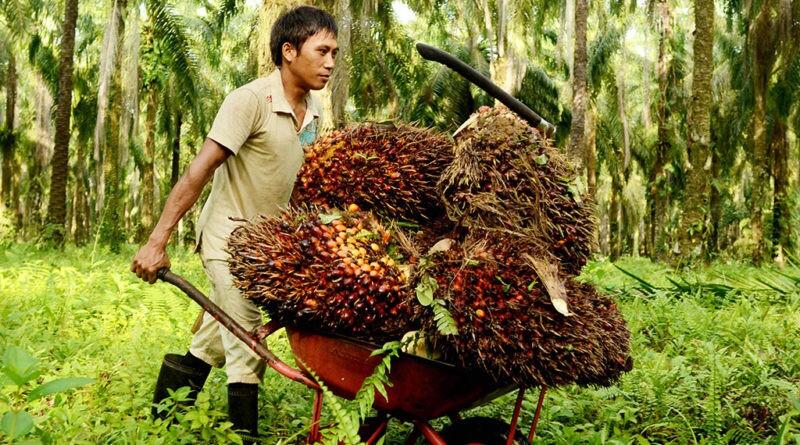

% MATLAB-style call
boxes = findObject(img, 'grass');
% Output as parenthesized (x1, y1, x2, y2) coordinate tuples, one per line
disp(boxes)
(0, 245, 799, 444)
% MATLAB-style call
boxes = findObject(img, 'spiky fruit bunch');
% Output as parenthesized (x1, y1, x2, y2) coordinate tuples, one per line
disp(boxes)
(417, 234, 632, 388)
(293, 123, 454, 223)
(439, 106, 596, 275)
(227, 207, 418, 341)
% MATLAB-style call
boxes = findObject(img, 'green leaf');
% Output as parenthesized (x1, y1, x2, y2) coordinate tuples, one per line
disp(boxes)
(1, 347, 41, 386)
(432, 300, 458, 336)
(415, 275, 438, 306)
(28, 377, 94, 401)
(534, 154, 548, 165)
(319, 212, 342, 225)
(1, 410, 34, 439)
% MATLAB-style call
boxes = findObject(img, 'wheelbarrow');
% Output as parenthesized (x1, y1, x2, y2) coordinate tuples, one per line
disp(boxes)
(157, 43, 555, 443)
(158, 269, 548, 444)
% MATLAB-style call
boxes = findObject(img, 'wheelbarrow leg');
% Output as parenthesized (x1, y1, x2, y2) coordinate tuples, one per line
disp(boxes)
(363, 417, 390, 445)
(527, 386, 547, 443)
(506, 388, 526, 445)
(307, 389, 324, 444)
(413, 421, 447, 445)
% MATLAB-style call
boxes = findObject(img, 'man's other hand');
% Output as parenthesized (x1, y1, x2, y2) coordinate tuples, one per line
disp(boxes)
(132, 242, 171, 284)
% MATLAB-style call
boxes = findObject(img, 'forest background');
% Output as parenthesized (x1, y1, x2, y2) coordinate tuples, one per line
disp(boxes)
(1, 0, 800, 443)
(0, 0, 797, 264)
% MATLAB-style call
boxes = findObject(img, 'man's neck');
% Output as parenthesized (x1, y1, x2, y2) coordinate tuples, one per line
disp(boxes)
(279, 68, 310, 109)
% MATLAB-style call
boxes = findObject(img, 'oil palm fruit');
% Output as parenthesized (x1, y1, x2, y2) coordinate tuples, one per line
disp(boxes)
(416, 232, 632, 388)
(294, 123, 454, 224)
(227, 206, 418, 341)
(439, 106, 596, 275)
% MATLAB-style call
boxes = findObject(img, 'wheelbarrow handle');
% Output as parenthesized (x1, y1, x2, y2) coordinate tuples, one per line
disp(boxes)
(157, 268, 320, 390)
(415, 42, 555, 138)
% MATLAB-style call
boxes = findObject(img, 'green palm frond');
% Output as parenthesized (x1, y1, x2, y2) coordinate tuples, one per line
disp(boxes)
(146, 0, 202, 110)
(209, 0, 242, 44)
(404, 44, 490, 132)
(0, 0, 29, 35)
(516, 64, 570, 146)
(588, 26, 621, 95)
(28, 34, 59, 97)
(770, 56, 800, 118)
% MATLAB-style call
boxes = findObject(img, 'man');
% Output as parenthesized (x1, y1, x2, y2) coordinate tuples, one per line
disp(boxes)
(131, 6, 337, 441)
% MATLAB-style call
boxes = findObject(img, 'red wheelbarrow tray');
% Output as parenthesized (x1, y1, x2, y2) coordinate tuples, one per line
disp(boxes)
(158, 269, 548, 444)
(285, 326, 514, 419)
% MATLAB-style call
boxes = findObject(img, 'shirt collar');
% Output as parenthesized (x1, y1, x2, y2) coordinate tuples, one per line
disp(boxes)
(268, 69, 321, 120)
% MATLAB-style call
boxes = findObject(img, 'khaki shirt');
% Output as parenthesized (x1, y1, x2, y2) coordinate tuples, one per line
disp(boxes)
(197, 69, 321, 260)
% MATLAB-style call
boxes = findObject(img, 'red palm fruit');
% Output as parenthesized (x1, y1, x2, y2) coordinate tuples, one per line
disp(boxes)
(227, 206, 420, 342)
(415, 232, 632, 388)
(293, 123, 454, 224)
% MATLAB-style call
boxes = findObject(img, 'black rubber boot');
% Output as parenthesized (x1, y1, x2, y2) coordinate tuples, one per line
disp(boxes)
(228, 383, 259, 444)
(151, 352, 211, 419)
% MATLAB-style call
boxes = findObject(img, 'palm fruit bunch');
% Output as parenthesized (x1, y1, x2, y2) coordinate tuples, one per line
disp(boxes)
(416, 232, 632, 387)
(439, 106, 596, 275)
(226, 206, 418, 341)
(293, 123, 454, 223)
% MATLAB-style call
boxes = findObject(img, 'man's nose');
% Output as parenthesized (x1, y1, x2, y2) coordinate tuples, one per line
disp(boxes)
(324, 53, 335, 69)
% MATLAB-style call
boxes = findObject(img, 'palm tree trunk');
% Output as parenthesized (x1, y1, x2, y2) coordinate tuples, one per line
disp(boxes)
(771, 120, 789, 262)
(649, 0, 671, 259)
(330, 0, 351, 128)
(73, 139, 89, 244)
(1, 52, 16, 207)
(749, 0, 776, 264)
(140, 87, 157, 243)
(678, 0, 714, 262)
(101, 0, 128, 252)
(707, 144, 721, 256)
(568, 0, 588, 171)
(171, 109, 182, 188)
(586, 107, 597, 198)
(46, 0, 80, 245)
(610, 174, 621, 260)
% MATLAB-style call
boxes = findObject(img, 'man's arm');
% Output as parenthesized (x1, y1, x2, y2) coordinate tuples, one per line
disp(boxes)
(131, 138, 232, 283)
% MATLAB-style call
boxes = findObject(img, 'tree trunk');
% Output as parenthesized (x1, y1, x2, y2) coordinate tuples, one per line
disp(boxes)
(677, 0, 714, 263)
(1, 52, 16, 207)
(139, 87, 157, 243)
(329, 0, 351, 128)
(568, 0, 588, 171)
(707, 143, 721, 256)
(610, 174, 621, 260)
(171, 109, 182, 188)
(46, 0, 80, 245)
(586, 107, 597, 198)
(100, 0, 128, 252)
(771, 120, 789, 262)
(73, 139, 89, 244)
(649, 0, 671, 259)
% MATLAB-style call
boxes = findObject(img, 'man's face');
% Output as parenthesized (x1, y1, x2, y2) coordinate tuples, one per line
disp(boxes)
(284, 30, 338, 90)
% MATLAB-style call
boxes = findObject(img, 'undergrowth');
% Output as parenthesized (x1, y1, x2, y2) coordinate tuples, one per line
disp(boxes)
(0, 246, 798, 443)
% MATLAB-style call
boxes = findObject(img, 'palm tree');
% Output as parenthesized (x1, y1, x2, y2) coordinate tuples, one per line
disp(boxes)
(0, 49, 15, 207)
(568, 0, 587, 171)
(45, 0, 80, 245)
(677, 0, 714, 261)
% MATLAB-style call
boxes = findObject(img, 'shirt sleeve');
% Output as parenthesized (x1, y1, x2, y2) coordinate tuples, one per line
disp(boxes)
(207, 88, 261, 155)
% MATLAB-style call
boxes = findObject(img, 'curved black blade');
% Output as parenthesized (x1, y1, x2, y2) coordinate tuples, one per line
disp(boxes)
(416, 42, 555, 137)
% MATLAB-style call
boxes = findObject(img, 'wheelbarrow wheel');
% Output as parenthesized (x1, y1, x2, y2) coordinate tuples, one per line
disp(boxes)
(440, 417, 531, 445)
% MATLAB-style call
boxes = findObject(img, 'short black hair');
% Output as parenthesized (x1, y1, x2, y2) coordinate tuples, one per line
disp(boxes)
(270, 6, 337, 67)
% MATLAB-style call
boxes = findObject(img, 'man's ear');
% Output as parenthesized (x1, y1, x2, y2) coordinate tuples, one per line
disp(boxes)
(282, 42, 297, 64)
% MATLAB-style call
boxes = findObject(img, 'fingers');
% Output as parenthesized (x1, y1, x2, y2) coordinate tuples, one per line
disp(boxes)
(131, 247, 169, 284)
